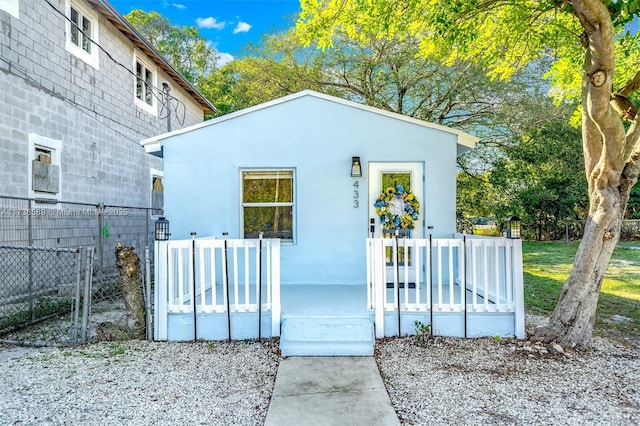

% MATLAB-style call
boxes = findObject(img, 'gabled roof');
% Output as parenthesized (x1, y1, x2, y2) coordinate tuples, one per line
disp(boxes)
(141, 90, 479, 155)
(86, 0, 216, 115)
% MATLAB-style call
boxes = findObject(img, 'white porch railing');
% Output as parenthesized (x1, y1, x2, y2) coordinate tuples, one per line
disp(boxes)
(154, 238, 281, 340)
(366, 235, 525, 338)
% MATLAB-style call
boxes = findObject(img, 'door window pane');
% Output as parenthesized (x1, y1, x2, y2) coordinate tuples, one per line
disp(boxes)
(381, 172, 411, 193)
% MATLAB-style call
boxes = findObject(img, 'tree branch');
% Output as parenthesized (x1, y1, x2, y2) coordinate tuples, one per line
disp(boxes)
(617, 70, 640, 97)
(624, 113, 640, 165)
(572, 0, 626, 190)
(611, 70, 640, 121)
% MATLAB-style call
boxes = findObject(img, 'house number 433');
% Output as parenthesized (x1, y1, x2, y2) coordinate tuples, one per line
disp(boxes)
(353, 181, 359, 208)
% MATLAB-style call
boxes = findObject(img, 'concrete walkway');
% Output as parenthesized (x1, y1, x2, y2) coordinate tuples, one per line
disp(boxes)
(264, 357, 400, 426)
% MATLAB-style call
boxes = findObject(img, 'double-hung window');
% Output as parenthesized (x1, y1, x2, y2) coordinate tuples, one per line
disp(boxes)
(65, 1, 99, 69)
(241, 170, 294, 241)
(134, 54, 157, 114)
(151, 169, 164, 215)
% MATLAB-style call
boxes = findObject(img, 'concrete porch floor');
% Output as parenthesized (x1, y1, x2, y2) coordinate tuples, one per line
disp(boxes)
(279, 282, 492, 317)
(281, 284, 370, 318)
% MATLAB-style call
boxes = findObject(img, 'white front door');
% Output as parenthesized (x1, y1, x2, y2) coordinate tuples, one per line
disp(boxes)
(369, 162, 424, 285)
(368, 162, 424, 238)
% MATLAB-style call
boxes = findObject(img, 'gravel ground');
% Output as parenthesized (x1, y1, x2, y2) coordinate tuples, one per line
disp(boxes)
(0, 340, 280, 425)
(1, 314, 639, 425)
(376, 335, 639, 425)
(377, 315, 640, 425)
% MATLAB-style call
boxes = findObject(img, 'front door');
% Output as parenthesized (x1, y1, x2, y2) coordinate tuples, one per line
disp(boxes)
(369, 162, 424, 285)
(369, 162, 424, 238)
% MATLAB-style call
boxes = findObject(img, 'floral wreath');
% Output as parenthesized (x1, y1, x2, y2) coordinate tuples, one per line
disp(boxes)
(373, 184, 420, 230)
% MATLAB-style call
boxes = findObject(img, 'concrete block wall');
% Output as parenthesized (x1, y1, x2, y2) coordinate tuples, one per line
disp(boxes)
(0, 0, 207, 207)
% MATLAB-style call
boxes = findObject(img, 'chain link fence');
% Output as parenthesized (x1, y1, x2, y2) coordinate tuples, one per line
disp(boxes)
(521, 219, 640, 241)
(459, 218, 640, 242)
(0, 196, 157, 346)
(0, 245, 79, 344)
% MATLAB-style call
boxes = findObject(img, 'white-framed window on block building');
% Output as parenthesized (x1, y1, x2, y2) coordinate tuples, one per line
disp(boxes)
(150, 169, 164, 216)
(134, 53, 157, 115)
(28, 133, 62, 202)
(241, 169, 295, 242)
(65, 0, 99, 69)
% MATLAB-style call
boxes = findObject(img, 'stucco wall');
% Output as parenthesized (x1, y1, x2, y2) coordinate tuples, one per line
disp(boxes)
(0, 0, 205, 205)
(162, 94, 460, 286)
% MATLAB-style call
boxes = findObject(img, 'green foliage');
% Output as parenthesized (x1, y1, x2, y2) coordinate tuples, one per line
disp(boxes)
(109, 343, 126, 356)
(627, 182, 640, 219)
(211, 24, 524, 130)
(124, 10, 219, 86)
(298, 1, 638, 106)
(0, 297, 72, 332)
(457, 98, 588, 239)
(414, 320, 432, 344)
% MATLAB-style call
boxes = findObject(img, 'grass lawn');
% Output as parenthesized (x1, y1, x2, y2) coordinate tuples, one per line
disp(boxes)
(523, 240, 640, 342)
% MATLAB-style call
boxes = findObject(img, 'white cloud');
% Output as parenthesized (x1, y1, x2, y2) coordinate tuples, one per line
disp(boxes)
(197, 17, 227, 30)
(216, 52, 235, 67)
(172, 4, 186, 9)
(233, 21, 252, 34)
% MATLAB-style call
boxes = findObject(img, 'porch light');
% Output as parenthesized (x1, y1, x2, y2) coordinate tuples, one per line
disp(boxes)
(506, 216, 521, 239)
(155, 217, 170, 241)
(351, 156, 362, 177)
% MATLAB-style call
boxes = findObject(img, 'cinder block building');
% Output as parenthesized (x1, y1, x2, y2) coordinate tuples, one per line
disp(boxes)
(0, 0, 215, 250)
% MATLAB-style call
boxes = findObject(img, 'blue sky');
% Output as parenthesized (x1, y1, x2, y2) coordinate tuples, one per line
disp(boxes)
(110, 0, 301, 66)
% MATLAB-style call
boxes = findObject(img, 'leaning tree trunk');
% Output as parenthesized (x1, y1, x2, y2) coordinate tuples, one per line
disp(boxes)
(534, 0, 640, 348)
(114, 244, 146, 339)
(534, 178, 632, 348)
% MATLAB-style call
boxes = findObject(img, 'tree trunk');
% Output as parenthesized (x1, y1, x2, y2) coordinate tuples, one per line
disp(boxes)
(533, 0, 640, 348)
(114, 244, 146, 339)
(533, 176, 633, 348)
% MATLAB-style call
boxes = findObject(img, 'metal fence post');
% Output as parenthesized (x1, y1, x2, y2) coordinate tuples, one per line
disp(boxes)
(97, 202, 104, 271)
(191, 233, 197, 342)
(81, 247, 94, 344)
(258, 234, 263, 341)
(27, 199, 34, 321)
(145, 245, 152, 341)
(72, 247, 83, 345)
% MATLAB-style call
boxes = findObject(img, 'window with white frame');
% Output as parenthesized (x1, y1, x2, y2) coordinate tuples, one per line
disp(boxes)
(150, 169, 164, 215)
(65, 0, 99, 69)
(241, 170, 294, 241)
(134, 53, 157, 115)
(28, 133, 62, 201)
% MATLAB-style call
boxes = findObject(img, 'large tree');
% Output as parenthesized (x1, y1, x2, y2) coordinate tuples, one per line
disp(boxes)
(220, 26, 523, 132)
(298, 0, 640, 348)
(458, 102, 588, 240)
(125, 10, 219, 86)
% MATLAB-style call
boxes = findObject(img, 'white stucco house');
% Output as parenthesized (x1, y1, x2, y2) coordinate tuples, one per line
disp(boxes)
(143, 90, 525, 356)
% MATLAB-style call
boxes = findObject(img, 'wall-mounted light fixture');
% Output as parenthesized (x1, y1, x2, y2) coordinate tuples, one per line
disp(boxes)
(351, 156, 362, 177)
(506, 216, 521, 239)
(155, 217, 170, 241)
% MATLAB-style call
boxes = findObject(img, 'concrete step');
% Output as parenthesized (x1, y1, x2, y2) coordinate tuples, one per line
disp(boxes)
(280, 317, 374, 357)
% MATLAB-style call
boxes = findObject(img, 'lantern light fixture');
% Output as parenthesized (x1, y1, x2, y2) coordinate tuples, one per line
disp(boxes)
(506, 216, 521, 239)
(351, 156, 362, 177)
(155, 217, 170, 241)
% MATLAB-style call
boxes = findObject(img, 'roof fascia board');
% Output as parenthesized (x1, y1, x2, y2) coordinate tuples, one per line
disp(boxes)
(141, 90, 479, 152)
(86, 0, 217, 114)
